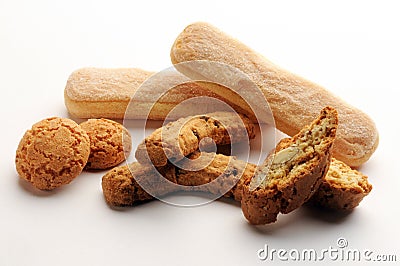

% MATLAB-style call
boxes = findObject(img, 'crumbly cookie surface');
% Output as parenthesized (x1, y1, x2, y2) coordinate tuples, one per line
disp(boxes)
(103, 150, 373, 213)
(241, 107, 338, 224)
(135, 112, 255, 167)
(176, 152, 256, 201)
(80, 118, 132, 169)
(102, 163, 177, 206)
(102, 151, 256, 206)
(15, 117, 90, 190)
(309, 158, 372, 210)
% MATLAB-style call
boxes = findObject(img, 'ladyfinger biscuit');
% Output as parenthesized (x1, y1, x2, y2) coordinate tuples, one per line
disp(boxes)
(65, 68, 152, 119)
(64, 68, 246, 120)
(135, 111, 255, 167)
(309, 158, 372, 210)
(170, 22, 379, 167)
(241, 107, 338, 224)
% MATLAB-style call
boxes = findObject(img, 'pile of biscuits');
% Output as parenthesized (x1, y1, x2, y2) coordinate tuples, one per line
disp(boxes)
(16, 22, 377, 225)
(16, 117, 132, 190)
(102, 107, 372, 224)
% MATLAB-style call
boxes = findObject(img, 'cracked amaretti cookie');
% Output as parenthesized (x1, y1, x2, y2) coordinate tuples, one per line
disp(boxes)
(15, 117, 90, 190)
(135, 112, 255, 167)
(241, 107, 338, 225)
(309, 158, 372, 210)
(102, 151, 256, 206)
(80, 118, 132, 169)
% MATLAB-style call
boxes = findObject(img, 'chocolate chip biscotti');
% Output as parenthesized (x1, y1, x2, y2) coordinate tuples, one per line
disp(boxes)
(103, 153, 372, 211)
(102, 151, 256, 206)
(103, 142, 371, 215)
(101, 162, 177, 206)
(135, 111, 255, 167)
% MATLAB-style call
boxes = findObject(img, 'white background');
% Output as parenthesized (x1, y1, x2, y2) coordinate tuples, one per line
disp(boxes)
(1, 0, 399, 265)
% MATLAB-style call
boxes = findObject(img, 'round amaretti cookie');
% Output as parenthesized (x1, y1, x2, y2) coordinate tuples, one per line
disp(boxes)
(80, 118, 132, 169)
(15, 117, 90, 190)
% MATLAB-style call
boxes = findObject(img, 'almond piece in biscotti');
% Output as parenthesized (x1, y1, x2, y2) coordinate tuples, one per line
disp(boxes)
(241, 107, 338, 225)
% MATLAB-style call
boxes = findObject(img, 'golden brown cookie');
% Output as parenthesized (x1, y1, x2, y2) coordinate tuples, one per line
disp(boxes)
(241, 107, 338, 225)
(309, 158, 372, 210)
(101, 162, 176, 206)
(15, 117, 90, 190)
(135, 112, 255, 167)
(104, 145, 372, 217)
(80, 118, 132, 169)
(175, 152, 256, 201)
(102, 151, 256, 206)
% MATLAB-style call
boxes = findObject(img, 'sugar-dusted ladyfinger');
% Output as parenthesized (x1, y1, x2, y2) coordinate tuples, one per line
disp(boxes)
(170, 22, 379, 167)
(64, 67, 246, 120)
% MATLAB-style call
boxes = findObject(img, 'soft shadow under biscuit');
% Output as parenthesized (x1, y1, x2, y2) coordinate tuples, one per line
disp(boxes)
(18, 178, 59, 197)
(302, 204, 353, 224)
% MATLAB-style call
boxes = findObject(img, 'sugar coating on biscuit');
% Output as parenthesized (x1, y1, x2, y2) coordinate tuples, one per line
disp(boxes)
(80, 118, 132, 169)
(15, 117, 90, 190)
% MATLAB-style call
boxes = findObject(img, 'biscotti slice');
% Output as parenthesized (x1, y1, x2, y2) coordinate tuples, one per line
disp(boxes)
(241, 107, 338, 225)
(309, 158, 372, 210)
(102, 162, 177, 206)
(135, 112, 255, 167)
(175, 151, 256, 201)
(102, 151, 256, 206)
